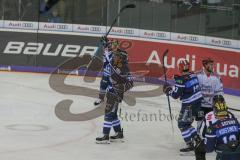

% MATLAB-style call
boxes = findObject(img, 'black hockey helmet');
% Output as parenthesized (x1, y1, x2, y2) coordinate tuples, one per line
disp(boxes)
(212, 95, 228, 117)
(112, 51, 123, 67)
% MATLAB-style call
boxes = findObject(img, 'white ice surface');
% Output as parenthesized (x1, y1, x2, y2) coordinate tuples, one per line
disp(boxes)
(0, 71, 240, 160)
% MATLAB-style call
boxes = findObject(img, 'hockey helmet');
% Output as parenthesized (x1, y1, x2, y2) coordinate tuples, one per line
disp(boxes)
(212, 95, 228, 117)
(112, 51, 123, 67)
(178, 59, 190, 73)
(202, 58, 214, 66)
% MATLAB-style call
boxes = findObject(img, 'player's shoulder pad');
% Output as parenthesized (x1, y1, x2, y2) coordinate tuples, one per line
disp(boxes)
(120, 51, 128, 63)
(189, 72, 197, 78)
(118, 49, 128, 55)
(195, 69, 203, 75)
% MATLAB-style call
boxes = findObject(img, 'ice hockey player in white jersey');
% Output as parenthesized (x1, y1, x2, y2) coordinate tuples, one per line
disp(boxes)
(197, 58, 224, 116)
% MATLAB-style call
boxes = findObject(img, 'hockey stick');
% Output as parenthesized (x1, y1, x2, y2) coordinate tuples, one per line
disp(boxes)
(197, 101, 240, 112)
(229, 107, 240, 112)
(105, 4, 136, 37)
(98, 3, 136, 57)
(84, 4, 136, 82)
(162, 49, 174, 134)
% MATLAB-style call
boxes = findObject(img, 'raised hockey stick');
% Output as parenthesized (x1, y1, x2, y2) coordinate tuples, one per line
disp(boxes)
(105, 4, 136, 37)
(162, 49, 174, 134)
(84, 4, 136, 82)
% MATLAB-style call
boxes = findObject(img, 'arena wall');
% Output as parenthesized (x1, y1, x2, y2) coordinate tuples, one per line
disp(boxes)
(0, 21, 239, 96)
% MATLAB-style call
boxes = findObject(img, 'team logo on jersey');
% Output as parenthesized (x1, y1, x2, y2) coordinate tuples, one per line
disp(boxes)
(206, 127, 213, 134)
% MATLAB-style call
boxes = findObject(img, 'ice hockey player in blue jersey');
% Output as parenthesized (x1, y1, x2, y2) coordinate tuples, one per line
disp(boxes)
(94, 37, 128, 106)
(95, 48, 133, 144)
(194, 95, 240, 160)
(163, 59, 203, 153)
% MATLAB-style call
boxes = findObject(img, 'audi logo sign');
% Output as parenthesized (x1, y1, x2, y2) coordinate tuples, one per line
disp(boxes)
(222, 40, 232, 46)
(90, 27, 101, 32)
(21, 23, 34, 28)
(156, 33, 167, 38)
(124, 29, 134, 35)
(56, 25, 68, 30)
(189, 36, 199, 41)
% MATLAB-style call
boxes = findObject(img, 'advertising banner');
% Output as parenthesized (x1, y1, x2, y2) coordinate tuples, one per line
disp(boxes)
(126, 40, 240, 91)
(108, 27, 139, 37)
(0, 31, 99, 67)
(39, 22, 73, 32)
(205, 36, 239, 49)
(171, 32, 205, 44)
(73, 24, 106, 34)
(4, 20, 38, 30)
(0, 31, 239, 94)
(140, 29, 170, 40)
(0, 20, 3, 28)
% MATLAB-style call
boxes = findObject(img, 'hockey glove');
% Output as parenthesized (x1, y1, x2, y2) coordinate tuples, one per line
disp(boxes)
(163, 83, 172, 95)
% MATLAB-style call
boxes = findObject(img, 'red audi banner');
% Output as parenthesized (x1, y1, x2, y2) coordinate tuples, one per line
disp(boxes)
(121, 39, 240, 91)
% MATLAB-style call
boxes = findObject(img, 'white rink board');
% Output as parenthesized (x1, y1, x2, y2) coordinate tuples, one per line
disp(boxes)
(0, 71, 239, 160)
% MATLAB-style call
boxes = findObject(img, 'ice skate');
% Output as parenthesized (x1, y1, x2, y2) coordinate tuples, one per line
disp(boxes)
(110, 129, 124, 142)
(179, 142, 195, 156)
(94, 98, 103, 106)
(96, 135, 110, 144)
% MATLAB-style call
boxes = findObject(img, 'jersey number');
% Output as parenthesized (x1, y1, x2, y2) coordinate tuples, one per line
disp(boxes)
(223, 135, 237, 144)
(193, 85, 200, 93)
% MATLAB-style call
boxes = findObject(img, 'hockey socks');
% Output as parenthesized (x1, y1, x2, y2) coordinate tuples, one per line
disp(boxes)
(112, 119, 121, 133)
(181, 127, 197, 144)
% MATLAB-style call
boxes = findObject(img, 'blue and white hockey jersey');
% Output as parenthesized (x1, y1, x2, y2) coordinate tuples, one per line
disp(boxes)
(170, 72, 203, 104)
(204, 113, 240, 153)
(102, 49, 129, 90)
(101, 50, 132, 98)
